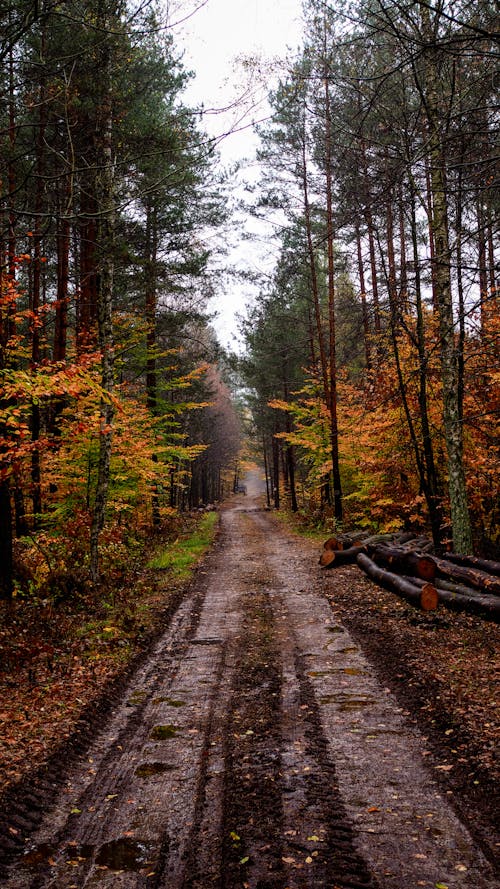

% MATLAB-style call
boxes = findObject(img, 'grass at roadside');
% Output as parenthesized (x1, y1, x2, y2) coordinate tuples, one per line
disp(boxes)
(148, 511, 219, 578)
(0, 510, 220, 793)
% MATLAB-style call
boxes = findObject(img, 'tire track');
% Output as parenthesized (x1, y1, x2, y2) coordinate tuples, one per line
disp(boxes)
(2, 494, 497, 889)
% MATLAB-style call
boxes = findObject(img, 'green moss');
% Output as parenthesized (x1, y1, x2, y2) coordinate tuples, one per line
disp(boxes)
(150, 724, 178, 740)
(147, 511, 218, 579)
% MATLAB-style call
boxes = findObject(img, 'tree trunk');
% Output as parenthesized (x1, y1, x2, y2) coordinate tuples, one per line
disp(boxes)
(409, 181, 445, 547)
(367, 544, 436, 581)
(53, 178, 71, 362)
(419, 2, 473, 554)
(433, 557, 500, 596)
(355, 222, 371, 369)
(323, 48, 342, 522)
(272, 433, 280, 509)
(357, 553, 438, 611)
(320, 544, 365, 567)
(0, 480, 13, 601)
(361, 140, 381, 336)
(442, 552, 500, 578)
(89, 8, 116, 581)
(145, 199, 158, 413)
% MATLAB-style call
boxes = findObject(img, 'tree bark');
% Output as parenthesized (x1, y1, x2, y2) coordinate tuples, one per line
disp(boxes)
(367, 544, 436, 581)
(409, 181, 444, 547)
(357, 553, 438, 610)
(419, 2, 473, 554)
(433, 557, 500, 596)
(441, 552, 500, 578)
(89, 5, 116, 581)
(355, 222, 371, 369)
(323, 43, 342, 522)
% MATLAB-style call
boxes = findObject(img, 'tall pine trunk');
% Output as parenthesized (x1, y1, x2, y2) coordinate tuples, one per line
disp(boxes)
(419, 2, 473, 553)
(89, 6, 116, 581)
(323, 51, 342, 522)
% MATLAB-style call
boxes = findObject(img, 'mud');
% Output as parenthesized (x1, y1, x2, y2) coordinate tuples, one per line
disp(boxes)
(0, 472, 497, 888)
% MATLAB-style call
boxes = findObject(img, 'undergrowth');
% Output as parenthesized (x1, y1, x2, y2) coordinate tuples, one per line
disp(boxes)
(0, 509, 220, 791)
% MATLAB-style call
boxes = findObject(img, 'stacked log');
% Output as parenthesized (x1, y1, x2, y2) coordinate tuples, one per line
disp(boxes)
(434, 557, 500, 594)
(365, 544, 436, 582)
(441, 552, 500, 577)
(405, 575, 500, 619)
(357, 553, 438, 611)
(319, 530, 500, 620)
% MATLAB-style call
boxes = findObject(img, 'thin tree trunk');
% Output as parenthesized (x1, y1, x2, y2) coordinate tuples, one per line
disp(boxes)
(54, 179, 71, 361)
(409, 182, 444, 547)
(263, 436, 271, 508)
(30, 31, 47, 528)
(361, 140, 381, 335)
(145, 199, 158, 412)
(419, 2, 473, 554)
(323, 50, 342, 522)
(0, 480, 13, 600)
(272, 433, 280, 509)
(89, 10, 116, 581)
(355, 222, 371, 369)
(477, 195, 488, 337)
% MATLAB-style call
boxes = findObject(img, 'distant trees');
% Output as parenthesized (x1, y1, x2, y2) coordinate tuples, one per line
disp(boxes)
(243, 0, 498, 554)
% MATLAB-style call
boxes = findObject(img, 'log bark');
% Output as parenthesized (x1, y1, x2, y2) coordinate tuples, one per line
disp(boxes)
(320, 545, 366, 568)
(433, 558, 500, 596)
(322, 531, 405, 552)
(435, 587, 500, 621)
(357, 554, 437, 610)
(367, 544, 436, 581)
(398, 536, 434, 553)
(441, 552, 500, 578)
(407, 574, 500, 620)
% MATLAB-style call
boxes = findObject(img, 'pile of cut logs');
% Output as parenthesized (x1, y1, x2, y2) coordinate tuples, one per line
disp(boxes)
(319, 531, 500, 620)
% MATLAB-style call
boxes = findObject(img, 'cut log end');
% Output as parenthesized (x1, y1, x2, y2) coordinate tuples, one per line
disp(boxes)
(323, 536, 342, 552)
(420, 584, 439, 611)
(319, 549, 336, 567)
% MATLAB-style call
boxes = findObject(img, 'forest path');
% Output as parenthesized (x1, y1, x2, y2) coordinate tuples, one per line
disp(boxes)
(4, 475, 497, 888)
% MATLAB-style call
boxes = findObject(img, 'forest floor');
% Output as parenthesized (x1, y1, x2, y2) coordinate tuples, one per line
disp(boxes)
(0, 474, 498, 888)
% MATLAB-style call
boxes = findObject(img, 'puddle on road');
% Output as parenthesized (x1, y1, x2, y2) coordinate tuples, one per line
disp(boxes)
(338, 699, 374, 711)
(96, 838, 156, 871)
(135, 761, 176, 777)
(127, 690, 148, 706)
(308, 669, 336, 677)
(342, 667, 369, 676)
(23, 843, 56, 868)
(24, 842, 93, 869)
(319, 694, 375, 710)
(152, 697, 186, 707)
(150, 724, 178, 740)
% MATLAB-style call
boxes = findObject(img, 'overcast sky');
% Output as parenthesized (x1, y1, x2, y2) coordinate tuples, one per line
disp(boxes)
(171, 0, 304, 348)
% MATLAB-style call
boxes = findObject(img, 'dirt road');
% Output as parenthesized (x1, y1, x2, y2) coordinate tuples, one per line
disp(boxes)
(3, 474, 498, 888)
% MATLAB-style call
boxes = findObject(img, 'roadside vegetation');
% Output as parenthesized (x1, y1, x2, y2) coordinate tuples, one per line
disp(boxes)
(0, 509, 220, 792)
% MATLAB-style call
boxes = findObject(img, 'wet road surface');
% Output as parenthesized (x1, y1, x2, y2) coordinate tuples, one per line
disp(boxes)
(3, 478, 498, 888)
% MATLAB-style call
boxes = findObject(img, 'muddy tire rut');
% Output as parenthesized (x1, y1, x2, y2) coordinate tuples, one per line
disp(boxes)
(1, 484, 497, 888)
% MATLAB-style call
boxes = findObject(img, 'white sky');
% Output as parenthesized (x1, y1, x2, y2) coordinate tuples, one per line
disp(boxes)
(170, 0, 304, 349)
